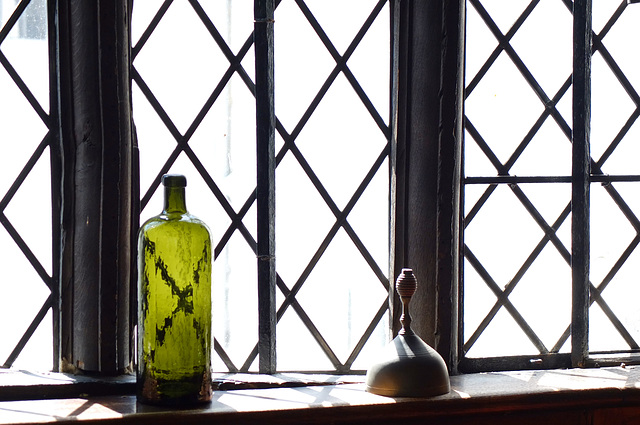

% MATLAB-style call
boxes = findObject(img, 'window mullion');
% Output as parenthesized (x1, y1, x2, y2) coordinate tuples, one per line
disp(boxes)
(571, 0, 592, 368)
(55, 0, 135, 374)
(254, 0, 277, 374)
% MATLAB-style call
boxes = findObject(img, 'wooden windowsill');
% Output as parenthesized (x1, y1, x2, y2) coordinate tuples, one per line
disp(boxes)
(1, 366, 640, 424)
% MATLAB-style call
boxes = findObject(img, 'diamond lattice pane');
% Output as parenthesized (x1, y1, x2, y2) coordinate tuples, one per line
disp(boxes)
(510, 0, 572, 96)
(133, 1, 232, 134)
(0, 0, 52, 371)
(274, 0, 336, 131)
(477, 0, 533, 35)
(465, 52, 544, 168)
(590, 52, 636, 164)
(295, 228, 389, 364)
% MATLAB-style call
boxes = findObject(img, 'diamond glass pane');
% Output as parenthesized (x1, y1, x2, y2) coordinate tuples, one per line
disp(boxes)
(465, 52, 544, 167)
(0, 0, 52, 371)
(509, 0, 572, 96)
(590, 52, 636, 164)
(465, 184, 546, 287)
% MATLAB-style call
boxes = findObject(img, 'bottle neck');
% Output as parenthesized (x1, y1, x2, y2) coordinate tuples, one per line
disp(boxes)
(163, 186, 187, 215)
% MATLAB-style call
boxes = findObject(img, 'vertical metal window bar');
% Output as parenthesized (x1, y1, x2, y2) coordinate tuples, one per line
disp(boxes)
(254, 0, 277, 374)
(571, 0, 591, 368)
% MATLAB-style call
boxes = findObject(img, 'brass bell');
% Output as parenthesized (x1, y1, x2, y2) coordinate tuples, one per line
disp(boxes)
(365, 268, 450, 397)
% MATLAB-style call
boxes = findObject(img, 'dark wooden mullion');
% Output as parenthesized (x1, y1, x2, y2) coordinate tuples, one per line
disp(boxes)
(3, 294, 53, 368)
(571, 0, 592, 368)
(0, 51, 49, 125)
(131, 0, 173, 59)
(0, 0, 30, 43)
(56, 0, 135, 373)
(0, 212, 52, 291)
(463, 246, 548, 354)
(49, 0, 62, 373)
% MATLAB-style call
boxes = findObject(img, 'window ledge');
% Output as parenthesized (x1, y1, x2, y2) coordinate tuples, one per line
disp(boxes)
(1, 366, 640, 424)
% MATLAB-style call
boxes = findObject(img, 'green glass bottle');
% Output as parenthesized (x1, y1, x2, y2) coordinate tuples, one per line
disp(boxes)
(137, 174, 212, 405)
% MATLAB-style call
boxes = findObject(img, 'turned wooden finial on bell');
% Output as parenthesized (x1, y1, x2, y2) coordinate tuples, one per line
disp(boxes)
(365, 268, 450, 397)
(396, 268, 417, 335)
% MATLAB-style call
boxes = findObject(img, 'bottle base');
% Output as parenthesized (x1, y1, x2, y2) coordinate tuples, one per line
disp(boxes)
(137, 372, 212, 407)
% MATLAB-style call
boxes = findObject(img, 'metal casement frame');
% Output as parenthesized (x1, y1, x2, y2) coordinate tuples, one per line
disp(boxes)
(572, 0, 592, 369)
(457, 0, 640, 372)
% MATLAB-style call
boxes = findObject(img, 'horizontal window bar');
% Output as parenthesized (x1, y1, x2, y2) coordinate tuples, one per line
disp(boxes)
(465, 175, 640, 184)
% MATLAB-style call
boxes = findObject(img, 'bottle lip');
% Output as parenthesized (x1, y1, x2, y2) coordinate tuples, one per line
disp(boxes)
(162, 174, 187, 187)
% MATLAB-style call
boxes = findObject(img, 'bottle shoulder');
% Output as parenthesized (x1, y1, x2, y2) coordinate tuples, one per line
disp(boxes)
(139, 213, 212, 236)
